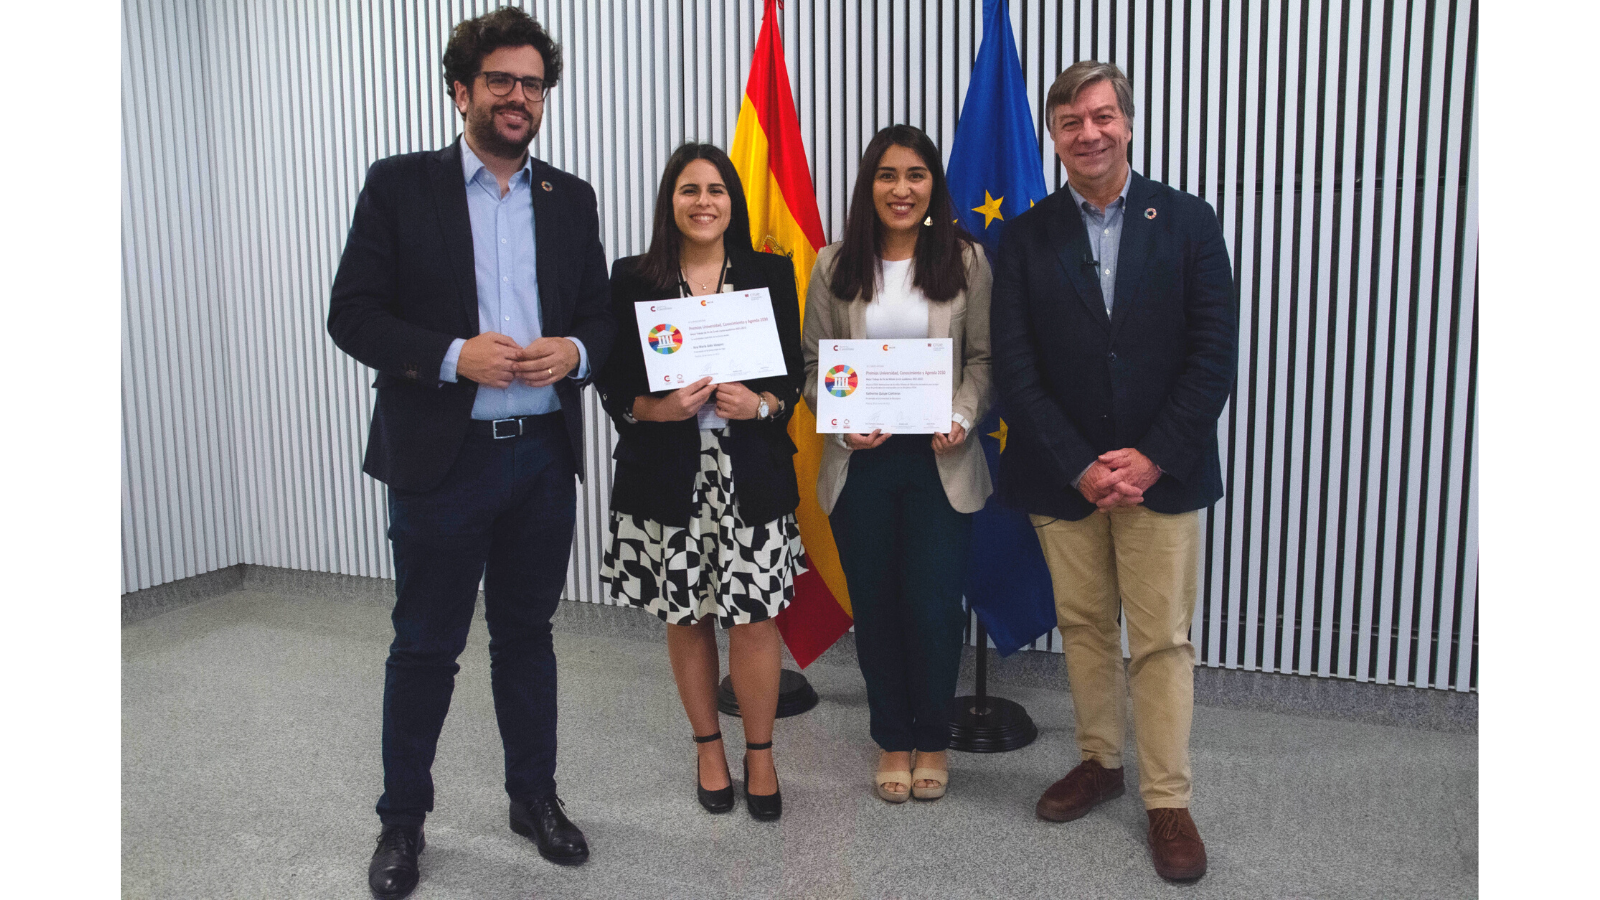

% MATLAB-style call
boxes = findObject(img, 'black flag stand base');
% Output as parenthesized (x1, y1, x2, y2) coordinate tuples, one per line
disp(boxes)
(947, 620, 1038, 752)
(717, 669, 819, 719)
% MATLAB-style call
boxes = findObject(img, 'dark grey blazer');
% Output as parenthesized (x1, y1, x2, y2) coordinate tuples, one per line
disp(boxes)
(990, 171, 1238, 521)
(327, 138, 615, 492)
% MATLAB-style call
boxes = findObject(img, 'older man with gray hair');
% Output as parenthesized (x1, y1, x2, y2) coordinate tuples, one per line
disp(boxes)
(991, 60, 1238, 882)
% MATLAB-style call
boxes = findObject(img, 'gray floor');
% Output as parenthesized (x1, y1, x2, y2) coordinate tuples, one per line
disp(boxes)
(123, 571, 1477, 899)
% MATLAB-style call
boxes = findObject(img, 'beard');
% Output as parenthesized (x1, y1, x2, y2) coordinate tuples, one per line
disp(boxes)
(466, 98, 539, 160)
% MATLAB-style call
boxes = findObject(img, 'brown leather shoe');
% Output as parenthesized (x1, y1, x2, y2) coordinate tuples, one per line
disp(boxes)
(1035, 759, 1125, 822)
(1147, 807, 1208, 881)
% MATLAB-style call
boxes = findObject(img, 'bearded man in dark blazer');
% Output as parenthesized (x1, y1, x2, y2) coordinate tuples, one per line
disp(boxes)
(991, 61, 1238, 883)
(327, 8, 613, 898)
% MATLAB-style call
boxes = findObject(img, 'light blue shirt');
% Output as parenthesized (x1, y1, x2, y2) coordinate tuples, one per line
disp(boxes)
(1066, 171, 1133, 316)
(440, 140, 589, 419)
(1067, 170, 1134, 488)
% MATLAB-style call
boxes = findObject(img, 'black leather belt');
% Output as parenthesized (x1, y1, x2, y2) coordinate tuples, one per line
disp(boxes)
(467, 412, 562, 440)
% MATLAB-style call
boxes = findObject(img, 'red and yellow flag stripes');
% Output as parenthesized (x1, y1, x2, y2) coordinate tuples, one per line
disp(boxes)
(730, 0, 851, 667)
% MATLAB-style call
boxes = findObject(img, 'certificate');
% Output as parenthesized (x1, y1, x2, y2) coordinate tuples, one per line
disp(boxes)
(635, 288, 789, 388)
(815, 339, 953, 434)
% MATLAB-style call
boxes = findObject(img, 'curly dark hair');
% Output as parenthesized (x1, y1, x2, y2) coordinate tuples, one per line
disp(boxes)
(441, 7, 563, 101)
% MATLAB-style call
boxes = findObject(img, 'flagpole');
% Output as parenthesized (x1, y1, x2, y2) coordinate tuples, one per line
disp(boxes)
(948, 620, 1037, 752)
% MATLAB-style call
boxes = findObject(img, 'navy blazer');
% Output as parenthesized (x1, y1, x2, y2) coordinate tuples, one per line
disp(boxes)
(327, 138, 615, 492)
(990, 172, 1237, 521)
(596, 253, 803, 528)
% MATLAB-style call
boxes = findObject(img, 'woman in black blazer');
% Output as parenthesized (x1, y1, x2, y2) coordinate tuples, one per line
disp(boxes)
(596, 143, 804, 822)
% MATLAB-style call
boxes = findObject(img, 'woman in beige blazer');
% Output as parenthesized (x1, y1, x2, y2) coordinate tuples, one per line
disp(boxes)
(801, 125, 992, 804)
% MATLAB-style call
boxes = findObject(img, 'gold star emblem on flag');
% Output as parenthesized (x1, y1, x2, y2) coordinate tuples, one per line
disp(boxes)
(972, 191, 1004, 229)
(988, 417, 1009, 453)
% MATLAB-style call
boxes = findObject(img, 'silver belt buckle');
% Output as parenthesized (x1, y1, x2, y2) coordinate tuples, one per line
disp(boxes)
(491, 417, 523, 439)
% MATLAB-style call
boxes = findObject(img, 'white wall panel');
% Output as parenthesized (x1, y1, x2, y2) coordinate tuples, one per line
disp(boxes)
(121, 0, 1478, 691)
(121, 0, 241, 593)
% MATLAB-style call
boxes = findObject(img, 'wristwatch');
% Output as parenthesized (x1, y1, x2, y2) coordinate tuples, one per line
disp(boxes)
(757, 396, 771, 420)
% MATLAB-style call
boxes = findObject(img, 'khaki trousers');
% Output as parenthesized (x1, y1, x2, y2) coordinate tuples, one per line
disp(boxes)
(1032, 507, 1200, 808)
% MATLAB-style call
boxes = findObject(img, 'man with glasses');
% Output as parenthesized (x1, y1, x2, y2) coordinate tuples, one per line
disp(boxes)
(327, 8, 613, 899)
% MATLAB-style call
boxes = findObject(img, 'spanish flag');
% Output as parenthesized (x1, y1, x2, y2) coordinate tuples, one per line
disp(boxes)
(730, 0, 851, 667)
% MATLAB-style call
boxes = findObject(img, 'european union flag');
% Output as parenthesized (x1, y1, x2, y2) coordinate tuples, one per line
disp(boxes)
(946, 0, 1050, 257)
(949, 0, 1057, 656)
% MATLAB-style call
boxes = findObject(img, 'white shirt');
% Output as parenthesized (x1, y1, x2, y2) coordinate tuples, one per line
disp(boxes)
(863, 258, 931, 340)
(853, 257, 968, 437)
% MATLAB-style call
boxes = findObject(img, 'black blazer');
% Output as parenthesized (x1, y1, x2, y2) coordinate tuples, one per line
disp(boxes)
(990, 172, 1238, 521)
(597, 253, 804, 528)
(327, 139, 614, 492)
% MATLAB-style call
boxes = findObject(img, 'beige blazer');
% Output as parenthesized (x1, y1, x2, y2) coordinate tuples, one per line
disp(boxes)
(802, 241, 994, 515)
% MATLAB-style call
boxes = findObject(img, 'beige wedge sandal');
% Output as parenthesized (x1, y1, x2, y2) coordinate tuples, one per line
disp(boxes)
(875, 754, 912, 804)
(911, 760, 949, 801)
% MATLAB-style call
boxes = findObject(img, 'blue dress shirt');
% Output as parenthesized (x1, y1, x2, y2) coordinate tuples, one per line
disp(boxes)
(1066, 170, 1134, 316)
(440, 140, 589, 419)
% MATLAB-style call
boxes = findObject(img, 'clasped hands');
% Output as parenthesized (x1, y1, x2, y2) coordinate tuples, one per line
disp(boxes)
(1078, 447, 1162, 511)
(632, 376, 769, 422)
(458, 332, 579, 389)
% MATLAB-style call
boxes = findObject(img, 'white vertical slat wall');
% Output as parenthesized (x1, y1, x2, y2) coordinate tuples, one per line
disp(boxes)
(121, 0, 242, 592)
(121, 0, 1479, 692)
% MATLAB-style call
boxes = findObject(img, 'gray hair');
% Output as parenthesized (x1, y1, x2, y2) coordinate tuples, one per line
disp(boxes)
(1045, 61, 1135, 128)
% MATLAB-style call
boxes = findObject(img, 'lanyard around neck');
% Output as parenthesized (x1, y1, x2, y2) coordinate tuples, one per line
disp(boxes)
(677, 256, 729, 298)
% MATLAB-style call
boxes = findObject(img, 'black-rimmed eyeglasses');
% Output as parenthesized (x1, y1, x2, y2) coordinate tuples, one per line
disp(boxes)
(478, 71, 548, 101)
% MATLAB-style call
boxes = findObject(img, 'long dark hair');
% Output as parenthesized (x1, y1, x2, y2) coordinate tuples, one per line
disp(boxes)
(828, 125, 971, 303)
(637, 143, 757, 291)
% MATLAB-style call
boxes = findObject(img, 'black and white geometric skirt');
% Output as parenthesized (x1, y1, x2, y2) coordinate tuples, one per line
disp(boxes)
(601, 429, 806, 627)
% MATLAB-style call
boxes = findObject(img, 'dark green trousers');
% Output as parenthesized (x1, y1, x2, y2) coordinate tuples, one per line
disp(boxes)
(829, 437, 972, 752)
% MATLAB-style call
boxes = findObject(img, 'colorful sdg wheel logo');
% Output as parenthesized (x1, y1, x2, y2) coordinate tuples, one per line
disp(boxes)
(647, 324, 683, 354)
(824, 365, 858, 398)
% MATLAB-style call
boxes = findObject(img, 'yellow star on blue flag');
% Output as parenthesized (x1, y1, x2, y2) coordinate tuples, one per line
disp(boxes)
(987, 417, 1009, 453)
(972, 191, 1005, 229)
(946, 0, 1048, 258)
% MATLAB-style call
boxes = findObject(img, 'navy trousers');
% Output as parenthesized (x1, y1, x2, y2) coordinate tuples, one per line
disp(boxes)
(828, 437, 972, 752)
(376, 414, 576, 826)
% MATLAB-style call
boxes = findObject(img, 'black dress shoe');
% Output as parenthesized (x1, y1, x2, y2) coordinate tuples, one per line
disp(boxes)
(743, 740, 782, 821)
(694, 731, 735, 813)
(509, 795, 590, 865)
(368, 824, 423, 900)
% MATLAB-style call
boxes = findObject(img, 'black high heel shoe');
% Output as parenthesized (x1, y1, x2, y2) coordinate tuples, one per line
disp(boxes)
(742, 740, 782, 821)
(694, 732, 735, 813)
